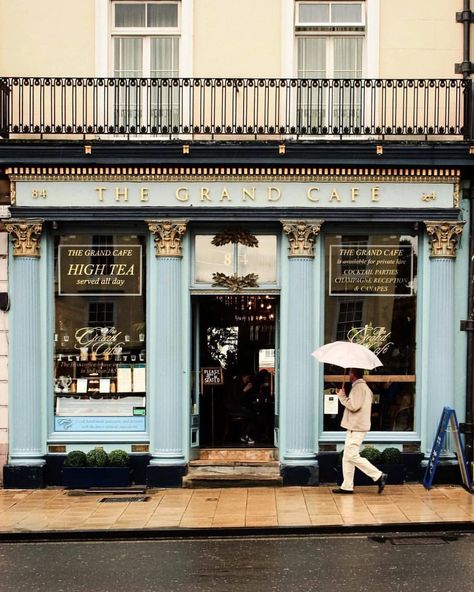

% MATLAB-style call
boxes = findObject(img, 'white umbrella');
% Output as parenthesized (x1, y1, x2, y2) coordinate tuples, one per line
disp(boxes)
(311, 341, 383, 370)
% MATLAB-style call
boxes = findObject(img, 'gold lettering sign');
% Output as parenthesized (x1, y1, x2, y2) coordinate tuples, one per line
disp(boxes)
(329, 244, 414, 296)
(58, 245, 142, 295)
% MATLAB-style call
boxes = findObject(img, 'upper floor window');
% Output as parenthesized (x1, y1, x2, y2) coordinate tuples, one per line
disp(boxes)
(295, 2, 365, 78)
(112, 1, 180, 78)
(110, 1, 181, 130)
(295, 2, 366, 131)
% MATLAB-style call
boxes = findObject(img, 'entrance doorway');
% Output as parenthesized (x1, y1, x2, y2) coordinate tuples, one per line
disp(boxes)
(193, 295, 278, 448)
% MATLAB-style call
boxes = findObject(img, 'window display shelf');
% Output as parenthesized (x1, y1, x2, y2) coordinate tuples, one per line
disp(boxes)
(324, 374, 416, 383)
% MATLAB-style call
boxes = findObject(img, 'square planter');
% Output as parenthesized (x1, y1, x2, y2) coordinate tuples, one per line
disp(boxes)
(335, 464, 406, 486)
(62, 466, 130, 489)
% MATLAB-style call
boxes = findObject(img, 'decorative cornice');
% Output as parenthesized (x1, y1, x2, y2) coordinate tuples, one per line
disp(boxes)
(424, 220, 466, 258)
(281, 219, 324, 258)
(4, 219, 44, 258)
(146, 219, 188, 257)
(5, 166, 461, 184)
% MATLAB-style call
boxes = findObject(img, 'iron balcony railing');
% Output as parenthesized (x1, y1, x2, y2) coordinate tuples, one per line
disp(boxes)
(0, 77, 472, 139)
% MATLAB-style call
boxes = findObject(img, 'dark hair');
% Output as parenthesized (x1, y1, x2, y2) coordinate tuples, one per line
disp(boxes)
(350, 368, 364, 379)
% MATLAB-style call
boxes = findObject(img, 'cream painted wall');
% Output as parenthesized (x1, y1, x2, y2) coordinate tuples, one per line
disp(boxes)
(379, 0, 462, 77)
(0, 0, 465, 79)
(194, 0, 282, 77)
(0, 0, 96, 76)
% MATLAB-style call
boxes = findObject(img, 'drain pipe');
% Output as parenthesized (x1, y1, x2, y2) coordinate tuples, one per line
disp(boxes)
(456, 0, 474, 78)
(460, 180, 474, 464)
(457, 2, 474, 463)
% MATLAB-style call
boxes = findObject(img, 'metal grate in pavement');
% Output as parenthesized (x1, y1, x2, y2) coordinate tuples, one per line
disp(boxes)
(371, 535, 460, 546)
(100, 496, 150, 503)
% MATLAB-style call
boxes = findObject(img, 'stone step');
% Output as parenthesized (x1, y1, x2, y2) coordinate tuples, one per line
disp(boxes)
(198, 448, 276, 462)
(188, 461, 280, 476)
(183, 472, 283, 489)
(183, 459, 282, 488)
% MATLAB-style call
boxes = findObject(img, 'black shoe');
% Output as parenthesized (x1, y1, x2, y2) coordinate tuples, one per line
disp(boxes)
(376, 473, 388, 494)
(332, 488, 353, 495)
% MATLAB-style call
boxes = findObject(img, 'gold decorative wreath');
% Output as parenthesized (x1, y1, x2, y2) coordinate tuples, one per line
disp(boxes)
(211, 229, 259, 248)
(212, 272, 259, 292)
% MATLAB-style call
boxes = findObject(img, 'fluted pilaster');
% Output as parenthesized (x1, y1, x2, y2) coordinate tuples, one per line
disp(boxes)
(6, 221, 44, 465)
(147, 220, 188, 466)
(281, 220, 322, 466)
(284, 258, 317, 463)
(424, 221, 463, 456)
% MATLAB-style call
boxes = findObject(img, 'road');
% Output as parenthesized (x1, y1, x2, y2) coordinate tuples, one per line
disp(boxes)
(0, 532, 471, 592)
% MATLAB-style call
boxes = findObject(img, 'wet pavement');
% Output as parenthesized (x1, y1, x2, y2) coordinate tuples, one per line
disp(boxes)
(0, 484, 472, 535)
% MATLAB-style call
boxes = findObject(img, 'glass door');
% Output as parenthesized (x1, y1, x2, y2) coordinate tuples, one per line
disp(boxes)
(194, 295, 278, 448)
(189, 299, 200, 459)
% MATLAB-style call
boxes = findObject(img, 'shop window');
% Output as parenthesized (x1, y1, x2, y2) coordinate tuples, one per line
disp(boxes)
(295, 1, 365, 130)
(111, 1, 180, 130)
(194, 234, 278, 286)
(323, 233, 417, 432)
(54, 234, 146, 433)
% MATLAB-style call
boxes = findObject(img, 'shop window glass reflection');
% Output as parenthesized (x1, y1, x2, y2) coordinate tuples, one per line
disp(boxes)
(53, 234, 146, 433)
(194, 234, 277, 285)
(323, 233, 417, 432)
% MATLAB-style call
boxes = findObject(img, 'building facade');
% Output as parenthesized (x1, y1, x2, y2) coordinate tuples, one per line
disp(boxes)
(0, 0, 473, 488)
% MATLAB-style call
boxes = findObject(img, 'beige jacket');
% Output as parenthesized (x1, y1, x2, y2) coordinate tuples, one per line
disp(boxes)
(337, 378, 373, 432)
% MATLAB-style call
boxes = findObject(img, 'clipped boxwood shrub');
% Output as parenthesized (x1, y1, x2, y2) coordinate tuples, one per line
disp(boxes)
(108, 449, 129, 467)
(381, 447, 402, 465)
(64, 450, 87, 467)
(360, 447, 382, 464)
(86, 448, 109, 467)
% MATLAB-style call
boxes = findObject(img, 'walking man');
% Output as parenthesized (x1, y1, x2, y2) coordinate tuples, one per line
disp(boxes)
(333, 367, 387, 494)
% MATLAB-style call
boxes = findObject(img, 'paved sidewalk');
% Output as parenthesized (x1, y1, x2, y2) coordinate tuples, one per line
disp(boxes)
(0, 484, 472, 534)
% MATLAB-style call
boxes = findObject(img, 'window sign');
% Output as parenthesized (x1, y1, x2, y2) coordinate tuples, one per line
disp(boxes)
(329, 244, 414, 297)
(201, 367, 224, 386)
(54, 234, 146, 433)
(58, 245, 142, 296)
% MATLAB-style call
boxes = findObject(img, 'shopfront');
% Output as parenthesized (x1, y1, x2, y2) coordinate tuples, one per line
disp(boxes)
(2, 166, 468, 487)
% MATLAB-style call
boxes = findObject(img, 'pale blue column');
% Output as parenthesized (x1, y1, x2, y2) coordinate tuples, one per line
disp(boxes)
(6, 220, 44, 466)
(150, 257, 185, 465)
(280, 220, 322, 477)
(425, 221, 465, 455)
(284, 257, 317, 464)
(146, 220, 188, 469)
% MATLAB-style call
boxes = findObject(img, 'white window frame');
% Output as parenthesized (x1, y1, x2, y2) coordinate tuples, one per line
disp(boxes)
(110, 1, 181, 78)
(282, 0, 379, 80)
(291, 1, 381, 135)
(295, 2, 367, 79)
(95, 0, 193, 78)
(94, 1, 194, 136)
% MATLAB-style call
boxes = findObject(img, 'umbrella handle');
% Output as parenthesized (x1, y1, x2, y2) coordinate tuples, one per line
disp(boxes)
(341, 372, 347, 392)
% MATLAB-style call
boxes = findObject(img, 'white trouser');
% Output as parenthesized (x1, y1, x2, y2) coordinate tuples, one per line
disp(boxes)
(341, 430, 383, 491)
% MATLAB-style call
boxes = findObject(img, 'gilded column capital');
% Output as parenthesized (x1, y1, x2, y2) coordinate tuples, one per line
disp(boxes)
(4, 219, 44, 258)
(424, 220, 465, 258)
(281, 219, 324, 258)
(146, 219, 188, 257)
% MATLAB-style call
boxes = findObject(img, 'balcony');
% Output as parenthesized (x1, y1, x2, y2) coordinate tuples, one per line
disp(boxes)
(0, 77, 472, 140)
